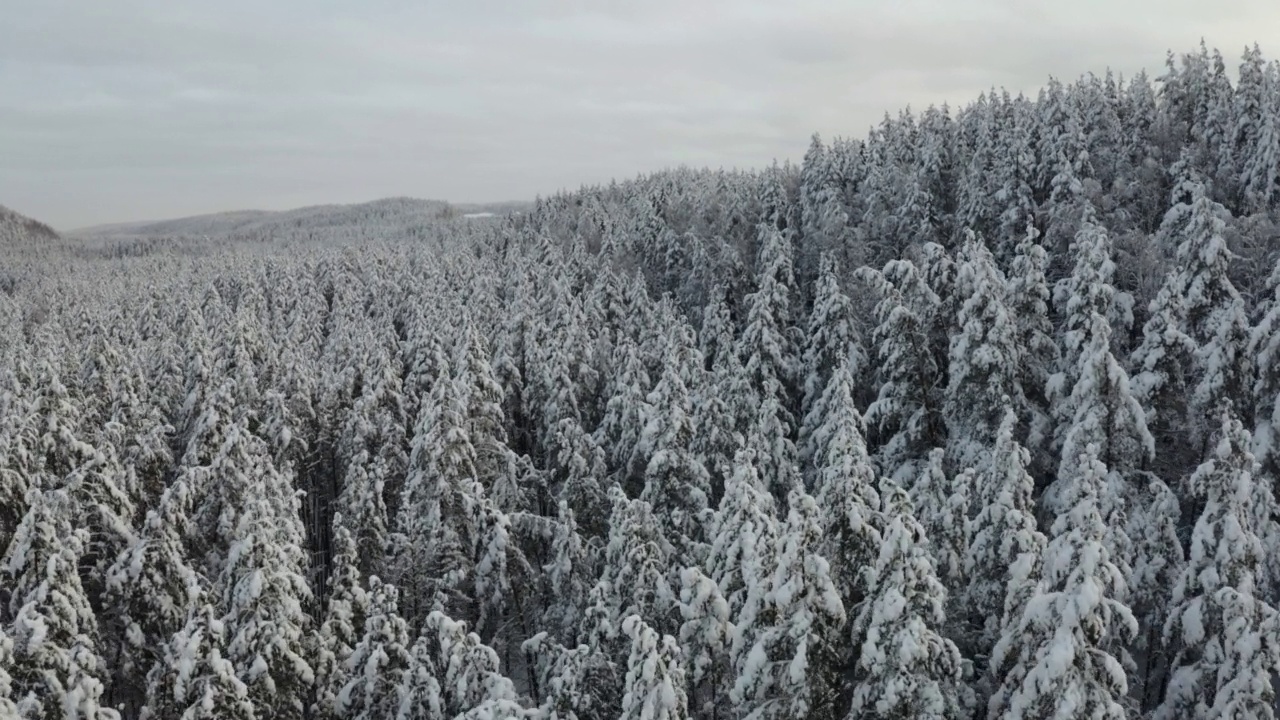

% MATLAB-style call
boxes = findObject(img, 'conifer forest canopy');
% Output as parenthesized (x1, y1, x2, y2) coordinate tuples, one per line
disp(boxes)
(4, 42, 1280, 720)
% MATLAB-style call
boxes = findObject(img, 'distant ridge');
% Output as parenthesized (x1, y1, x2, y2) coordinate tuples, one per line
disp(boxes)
(0, 204, 60, 246)
(69, 197, 531, 240)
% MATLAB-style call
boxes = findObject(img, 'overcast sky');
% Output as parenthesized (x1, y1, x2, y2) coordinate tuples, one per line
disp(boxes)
(3, 1, 1279, 230)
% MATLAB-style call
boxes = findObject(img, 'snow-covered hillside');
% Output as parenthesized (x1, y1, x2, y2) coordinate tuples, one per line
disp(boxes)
(2, 41, 1280, 720)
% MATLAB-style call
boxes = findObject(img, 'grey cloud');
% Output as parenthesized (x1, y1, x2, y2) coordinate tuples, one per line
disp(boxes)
(2, 0, 1278, 229)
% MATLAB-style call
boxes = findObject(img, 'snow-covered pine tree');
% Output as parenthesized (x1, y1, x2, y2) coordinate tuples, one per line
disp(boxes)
(395, 610, 521, 719)
(989, 443, 1136, 720)
(1126, 475, 1184, 712)
(313, 518, 369, 720)
(677, 566, 733, 720)
(704, 451, 778, 681)
(639, 326, 712, 554)
(1129, 278, 1197, 477)
(858, 258, 945, 478)
(909, 448, 969, 594)
(1158, 410, 1280, 720)
(945, 231, 1024, 470)
(1004, 222, 1057, 452)
(1162, 173, 1253, 445)
(849, 480, 966, 720)
(963, 407, 1047, 665)
(338, 577, 413, 720)
(219, 487, 314, 718)
(619, 615, 689, 720)
(799, 252, 863, 471)
(144, 596, 256, 720)
(594, 338, 652, 497)
(4, 488, 119, 720)
(732, 490, 845, 720)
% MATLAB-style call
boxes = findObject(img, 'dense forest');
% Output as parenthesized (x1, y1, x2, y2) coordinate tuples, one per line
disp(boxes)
(2, 41, 1280, 720)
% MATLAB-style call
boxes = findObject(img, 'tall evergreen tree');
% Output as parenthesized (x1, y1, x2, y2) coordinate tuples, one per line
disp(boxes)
(989, 444, 1136, 720)
(1158, 411, 1280, 720)
(850, 481, 966, 720)
(4, 489, 119, 720)
(732, 490, 845, 720)
(945, 232, 1024, 469)
(619, 615, 689, 720)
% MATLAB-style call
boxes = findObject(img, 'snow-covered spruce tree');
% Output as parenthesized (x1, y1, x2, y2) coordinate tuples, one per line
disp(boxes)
(337, 577, 413, 720)
(144, 595, 256, 720)
(313, 518, 369, 720)
(1043, 310, 1152, 576)
(698, 286, 736, 373)
(1239, 58, 1280, 214)
(1003, 222, 1057, 452)
(857, 258, 945, 478)
(799, 252, 864, 471)
(799, 352, 860, 485)
(0, 627, 17, 720)
(809, 358, 882, 638)
(104, 458, 204, 705)
(1249, 257, 1280, 488)
(1126, 475, 1184, 712)
(733, 490, 845, 720)
(585, 486, 676, 642)
(0, 366, 33, 555)
(63, 441, 136, 605)
(334, 448, 391, 580)
(909, 448, 969, 594)
(850, 480, 967, 720)
(456, 324, 516, 497)
(542, 501, 596, 646)
(963, 407, 1047, 665)
(594, 338, 652, 497)
(945, 231, 1024, 470)
(1047, 210, 1131, 454)
(692, 341, 746, 505)
(219, 490, 314, 718)
(639, 327, 712, 554)
(738, 223, 800, 472)
(393, 374, 477, 624)
(989, 443, 1137, 720)
(1129, 278, 1197, 477)
(4, 488, 119, 720)
(1162, 174, 1253, 444)
(551, 418, 610, 540)
(334, 344, 408, 579)
(523, 632, 621, 720)
(704, 450, 778, 679)
(395, 610, 521, 720)
(677, 566, 733, 720)
(1158, 410, 1280, 720)
(619, 615, 689, 720)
